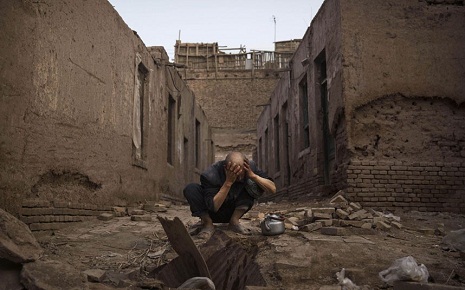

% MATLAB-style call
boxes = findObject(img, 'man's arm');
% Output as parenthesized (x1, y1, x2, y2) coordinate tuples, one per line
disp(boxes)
(211, 161, 242, 212)
(244, 160, 276, 195)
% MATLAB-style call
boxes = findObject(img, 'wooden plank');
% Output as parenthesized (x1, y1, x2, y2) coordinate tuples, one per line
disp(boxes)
(157, 216, 211, 279)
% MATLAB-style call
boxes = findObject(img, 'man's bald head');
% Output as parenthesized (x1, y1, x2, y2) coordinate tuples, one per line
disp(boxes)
(225, 151, 246, 166)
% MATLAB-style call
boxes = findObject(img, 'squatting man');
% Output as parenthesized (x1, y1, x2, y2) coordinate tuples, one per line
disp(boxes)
(183, 151, 276, 238)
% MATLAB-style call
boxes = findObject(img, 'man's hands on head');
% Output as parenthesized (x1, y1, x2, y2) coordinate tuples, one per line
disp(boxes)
(243, 158, 257, 179)
(224, 161, 243, 185)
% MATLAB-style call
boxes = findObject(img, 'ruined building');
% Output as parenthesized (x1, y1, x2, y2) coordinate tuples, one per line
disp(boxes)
(0, 0, 214, 223)
(174, 40, 298, 160)
(257, 0, 465, 213)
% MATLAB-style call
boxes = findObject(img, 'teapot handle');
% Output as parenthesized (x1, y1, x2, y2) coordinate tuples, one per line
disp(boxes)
(264, 217, 271, 231)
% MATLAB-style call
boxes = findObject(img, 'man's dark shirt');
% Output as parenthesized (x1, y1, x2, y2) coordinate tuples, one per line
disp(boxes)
(200, 160, 269, 212)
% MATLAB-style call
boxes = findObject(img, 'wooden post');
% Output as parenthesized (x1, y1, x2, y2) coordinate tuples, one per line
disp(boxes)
(186, 43, 189, 68)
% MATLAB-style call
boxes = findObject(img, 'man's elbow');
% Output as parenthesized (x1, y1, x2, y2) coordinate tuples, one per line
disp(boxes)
(266, 185, 277, 195)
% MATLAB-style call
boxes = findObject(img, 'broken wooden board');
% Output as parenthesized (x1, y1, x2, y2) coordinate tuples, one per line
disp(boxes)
(153, 216, 211, 287)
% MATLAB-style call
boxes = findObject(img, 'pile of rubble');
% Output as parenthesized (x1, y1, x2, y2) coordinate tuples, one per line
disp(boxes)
(249, 191, 404, 235)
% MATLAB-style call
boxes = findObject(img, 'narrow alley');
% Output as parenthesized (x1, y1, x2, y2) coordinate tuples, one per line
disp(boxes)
(1, 0, 465, 289)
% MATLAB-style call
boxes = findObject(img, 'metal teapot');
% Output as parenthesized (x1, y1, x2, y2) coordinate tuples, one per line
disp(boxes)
(260, 214, 285, 236)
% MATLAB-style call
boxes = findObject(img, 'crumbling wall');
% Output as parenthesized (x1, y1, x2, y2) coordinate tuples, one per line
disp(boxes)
(257, 0, 345, 199)
(348, 95, 465, 212)
(0, 0, 211, 217)
(340, 0, 465, 141)
(154, 49, 214, 196)
(351, 94, 465, 161)
(340, 0, 465, 211)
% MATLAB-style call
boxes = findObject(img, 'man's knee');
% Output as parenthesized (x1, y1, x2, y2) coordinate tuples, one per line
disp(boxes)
(183, 183, 202, 199)
(235, 193, 255, 211)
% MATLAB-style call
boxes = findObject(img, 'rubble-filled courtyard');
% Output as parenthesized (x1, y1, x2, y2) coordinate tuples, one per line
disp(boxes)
(2, 193, 464, 290)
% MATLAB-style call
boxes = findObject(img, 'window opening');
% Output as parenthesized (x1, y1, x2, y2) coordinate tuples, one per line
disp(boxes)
(316, 50, 335, 185)
(195, 119, 201, 169)
(299, 76, 310, 150)
(167, 95, 176, 165)
(274, 114, 280, 172)
(133, 58, 149, 167)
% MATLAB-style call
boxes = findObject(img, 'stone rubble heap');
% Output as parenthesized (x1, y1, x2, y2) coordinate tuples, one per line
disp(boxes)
(249, 190, 404, 235)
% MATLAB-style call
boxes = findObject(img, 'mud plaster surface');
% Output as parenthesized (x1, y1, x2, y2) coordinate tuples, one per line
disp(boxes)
(351, 95, 465, 162)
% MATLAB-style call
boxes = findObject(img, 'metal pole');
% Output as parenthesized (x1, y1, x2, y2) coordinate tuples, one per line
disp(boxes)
(272, 15, 276, 43)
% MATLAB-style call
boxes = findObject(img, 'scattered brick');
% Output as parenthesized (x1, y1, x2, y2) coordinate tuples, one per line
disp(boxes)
(83, 269, 107, 282)
(112, 207, 127, 217)
(348, 209, 368, 220)
(157, 200, 172, 208)
(98, 213, 114, 221)
(300, 222, 322, 232)
(131, 215, 152, 221)
(321, 227, 347, 236)
(304, 209, 313, 219)
(375, 221, 391, 231)
(312, 208, 336, 214)
(336, 209, 349, 220)
(341, 220, 366, 228)
(332, 219, 342, 227)
(361, 223, 373, 229)
(284, 223, 295, 230)
(130, 209, 145, 216)
(373, 217, 385, 224)
(313, 212, 333, 220)
(349, 202, 362, 211)
(316, 219, 333, 227)
(285, 217, 300, 226)
(143, 204, 156, 212)
(391, 221, 402, 229)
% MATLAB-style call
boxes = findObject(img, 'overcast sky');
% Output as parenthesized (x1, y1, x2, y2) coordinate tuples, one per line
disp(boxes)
(107, 0, 324, 61)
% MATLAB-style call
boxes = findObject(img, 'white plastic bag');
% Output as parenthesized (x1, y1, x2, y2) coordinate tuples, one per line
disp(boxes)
(379, 256, 429, 286)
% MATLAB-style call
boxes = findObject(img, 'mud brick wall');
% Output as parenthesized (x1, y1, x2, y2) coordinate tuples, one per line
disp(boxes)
(185, 70, 280, 160)
(184, 70, 279, 133)
(20, 199, 112, 231)
(346, 161, 465, 213)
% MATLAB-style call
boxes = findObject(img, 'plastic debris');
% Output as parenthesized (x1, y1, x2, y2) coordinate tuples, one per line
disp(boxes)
(379, 256, 429, 286)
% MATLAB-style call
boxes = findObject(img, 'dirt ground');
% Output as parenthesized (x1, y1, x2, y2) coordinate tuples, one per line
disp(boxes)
(34, 199, 465, 290)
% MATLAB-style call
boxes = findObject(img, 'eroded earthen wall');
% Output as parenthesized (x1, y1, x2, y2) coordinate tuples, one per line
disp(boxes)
(340, 0, 465, 211)
(258, 0, 464, 211)
(347, 95, 465, 212)
(351, 95, 465, 161)
(257, 0, 345, 199)
(0, 0, 211, 219)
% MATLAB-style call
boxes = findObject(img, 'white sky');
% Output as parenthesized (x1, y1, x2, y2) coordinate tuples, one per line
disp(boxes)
(107, 0, 324, 61)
